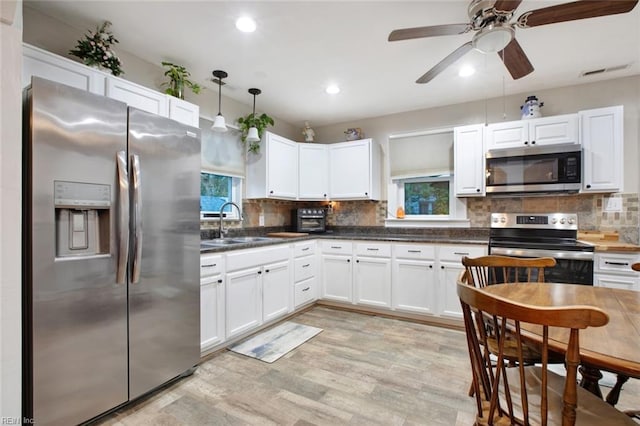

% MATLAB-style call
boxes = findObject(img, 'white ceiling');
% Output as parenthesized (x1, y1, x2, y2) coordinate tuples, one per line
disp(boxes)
(24, 1, 640, 127)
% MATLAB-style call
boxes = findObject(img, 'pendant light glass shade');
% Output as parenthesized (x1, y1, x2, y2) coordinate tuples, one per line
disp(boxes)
(246, 87, 262, 142)
(246, 126, 260, 142)
(211, 70, 228, 132)
(212, 113, 227, 133)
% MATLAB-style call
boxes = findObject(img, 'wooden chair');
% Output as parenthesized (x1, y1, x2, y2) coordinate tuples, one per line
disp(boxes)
(457, 281, 636, 426)
(462, 255, 557, 288)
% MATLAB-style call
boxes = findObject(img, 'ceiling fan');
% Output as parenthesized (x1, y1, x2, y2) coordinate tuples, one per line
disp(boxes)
(388, 0, 638, 84)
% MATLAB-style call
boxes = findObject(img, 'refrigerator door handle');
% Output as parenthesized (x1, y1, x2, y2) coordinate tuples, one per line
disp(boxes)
(131, 154, 143, 284)
(116, 151, 129, 284)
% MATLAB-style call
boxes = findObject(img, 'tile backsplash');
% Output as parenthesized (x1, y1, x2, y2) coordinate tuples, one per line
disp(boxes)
(201, 193, 639, 244)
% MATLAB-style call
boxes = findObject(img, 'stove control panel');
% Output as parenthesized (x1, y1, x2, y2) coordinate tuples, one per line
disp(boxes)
(491, 213, 578, 230)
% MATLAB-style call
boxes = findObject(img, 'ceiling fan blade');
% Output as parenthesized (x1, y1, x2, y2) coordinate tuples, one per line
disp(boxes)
(416, 41, 474, 84)
(498, 38, 534, 79)
(388, 23, 470, 42)
(517, 0, 638, 28)
(493, 0, 523, 13)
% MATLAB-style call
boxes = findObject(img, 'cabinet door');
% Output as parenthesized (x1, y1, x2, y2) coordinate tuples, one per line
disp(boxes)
(438, 261, 465, 319)
(528, 114, 577, 146)
(321, 254, 352, 302)
(580, 106, 623, 193)
(201, 275, 225, 351)
(329, 140, 371, 199)
(226, 267, 262, 339)
(393, 259, 436, 314)
(354, 257, 391, 308)
(454, 124, 485, 196)
(168, 96, 199, 127)
(23, 44, 106, 94)
(266, 133, 299, 199)
(484, 120, 527, 150)
(299, 144, 329, 200)
(262, 260, 291, 322)
(106, 77, 168, 116)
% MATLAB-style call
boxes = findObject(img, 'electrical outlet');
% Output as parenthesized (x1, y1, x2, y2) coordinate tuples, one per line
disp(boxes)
(605, 197, 622, 212)
(258, 213, 265, 227)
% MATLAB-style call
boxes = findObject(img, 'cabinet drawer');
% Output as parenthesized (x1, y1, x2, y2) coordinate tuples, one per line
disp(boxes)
(294, 256, 316, 282)
(294, 277, 316, 307)
(594, 274, 639, 291)
(226, 245, 290, 272)
(321, 240, 353, 255)
(439, 245, 487, 262)
(595, 253, 640, 275)
(394, 244, 436, 260)
(294, 241, 316, 257)
(200, 254, 223, 277)
(355, 242, 391, 258)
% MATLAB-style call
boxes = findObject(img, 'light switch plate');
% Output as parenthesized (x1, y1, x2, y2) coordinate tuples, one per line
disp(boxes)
(259, 213, 265, 227)
(605, 197, 622, 212)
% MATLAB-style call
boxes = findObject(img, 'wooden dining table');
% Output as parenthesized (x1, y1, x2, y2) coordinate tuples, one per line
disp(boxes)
(481, 282, 640, 404)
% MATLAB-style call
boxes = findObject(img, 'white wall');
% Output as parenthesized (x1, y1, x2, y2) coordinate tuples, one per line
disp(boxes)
(22, 5, 299, 141)
(0, 0, 23, 420)
(316, 75, 640, 194)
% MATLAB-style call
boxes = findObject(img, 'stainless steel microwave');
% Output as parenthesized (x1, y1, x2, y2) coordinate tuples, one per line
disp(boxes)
(485, 143, 581, 194)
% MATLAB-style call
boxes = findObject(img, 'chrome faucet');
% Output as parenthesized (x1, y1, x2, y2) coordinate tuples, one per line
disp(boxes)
(219, 201, 242, 238)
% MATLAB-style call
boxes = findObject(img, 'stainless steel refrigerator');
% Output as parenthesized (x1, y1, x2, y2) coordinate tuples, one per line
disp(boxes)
(23, 77, 201, 425)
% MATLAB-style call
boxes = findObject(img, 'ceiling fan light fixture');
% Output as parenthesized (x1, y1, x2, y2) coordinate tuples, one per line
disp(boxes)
(472, 25, 514, 53)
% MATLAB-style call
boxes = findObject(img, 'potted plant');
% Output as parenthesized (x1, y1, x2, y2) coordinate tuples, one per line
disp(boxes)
(69, 21, 124, 76)
(161, 62, 201, 99)
(237, 112, 275, 154)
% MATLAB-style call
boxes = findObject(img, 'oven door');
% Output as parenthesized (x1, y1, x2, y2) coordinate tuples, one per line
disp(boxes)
(489, 246, 594, 285)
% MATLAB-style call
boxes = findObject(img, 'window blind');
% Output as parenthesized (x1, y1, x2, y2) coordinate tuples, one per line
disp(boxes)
(389, 130, 453, 179)
(200, 117, 245, 178)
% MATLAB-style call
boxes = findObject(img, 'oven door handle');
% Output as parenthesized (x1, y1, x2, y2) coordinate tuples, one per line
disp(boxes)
(490, 246, 594, 261)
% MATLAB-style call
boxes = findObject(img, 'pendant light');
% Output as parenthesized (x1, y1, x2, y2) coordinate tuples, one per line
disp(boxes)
(211, 70, 228, 132)
(246, 88, 261, 143)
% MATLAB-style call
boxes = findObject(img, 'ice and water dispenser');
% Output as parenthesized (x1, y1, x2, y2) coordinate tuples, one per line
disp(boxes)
(54, 180, 111, 258)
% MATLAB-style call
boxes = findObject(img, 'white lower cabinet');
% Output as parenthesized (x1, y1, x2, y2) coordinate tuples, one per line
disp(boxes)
(226, 266, 263, 339)
(320, 241, 353, 302)
(594, 252, 640, 291)
(392, 244, 437, 315)
(200, 254, 225, 352)
(225, 245, 292, 340)
(354, 242, 392, 308)
(438, 245, 487, 319)
(293, 241, 318, 307)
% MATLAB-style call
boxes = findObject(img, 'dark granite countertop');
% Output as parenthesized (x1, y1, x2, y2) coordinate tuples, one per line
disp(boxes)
(200, 226, 489, 254)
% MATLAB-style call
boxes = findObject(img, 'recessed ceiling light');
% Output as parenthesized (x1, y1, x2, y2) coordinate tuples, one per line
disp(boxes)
(459, 65, 475, 77)
(326, 85, 340, 94)
(236, 16, 256, 33)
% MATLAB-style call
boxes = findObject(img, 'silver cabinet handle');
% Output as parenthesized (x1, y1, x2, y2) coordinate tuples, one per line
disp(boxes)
(605, 261, 629, 266)
(331, 246, 342, 249)
(116, 151, 129, 284)
(366, 248, 379, 251)
(202, 263, 217, 268)
(131, 154, 142, 284)
(302, 247, 310, 251)
(454, 252, 469, 256)
(408, 250, 421, 253)
(302, 287, 310, 292)
(302, 264, 310, 268)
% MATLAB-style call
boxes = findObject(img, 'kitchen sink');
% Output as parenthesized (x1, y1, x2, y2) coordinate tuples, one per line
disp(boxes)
(229, 236, 276, 243)
(200, 236, 277, 248)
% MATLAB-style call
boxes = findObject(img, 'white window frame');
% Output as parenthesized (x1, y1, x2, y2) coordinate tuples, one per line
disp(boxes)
(200, 170, 243, 222)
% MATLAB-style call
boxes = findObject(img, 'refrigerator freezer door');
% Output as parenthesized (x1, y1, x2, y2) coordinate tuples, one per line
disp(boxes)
(25, 77, 129, 425)
(127, 108, 201, 399)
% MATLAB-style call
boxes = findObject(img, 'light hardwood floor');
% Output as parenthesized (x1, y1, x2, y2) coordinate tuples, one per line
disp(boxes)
(96, 306, 639, 425)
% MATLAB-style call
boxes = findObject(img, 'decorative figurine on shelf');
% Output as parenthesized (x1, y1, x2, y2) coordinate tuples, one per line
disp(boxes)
(344, 128, 364, 141)
(520, 95, 544, 119)
(302, 121, 315, 142)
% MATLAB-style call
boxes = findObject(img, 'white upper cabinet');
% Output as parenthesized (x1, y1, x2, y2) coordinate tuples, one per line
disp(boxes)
(485, 114, 578, 150)
(580, 106, 624, 193)
(168, 96, 200, 127)
(298, 143, 329, 200)
(329, 139, 381, 200)
(246, 132, 299, 200)
(105, 77, 169, 117)
(23, 43, 199, 127)
(454, 124, 485, 197)
(22, 43, 106, 94)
